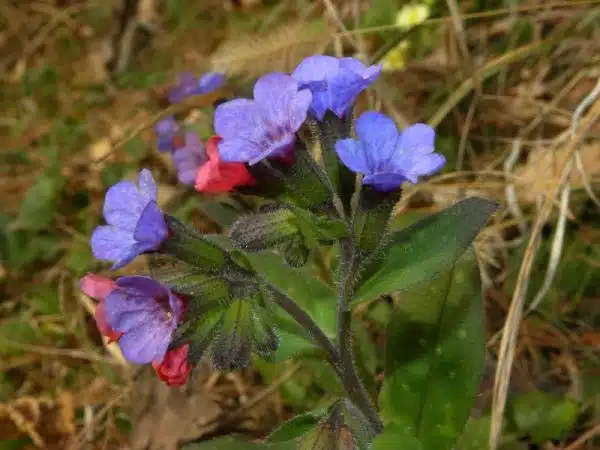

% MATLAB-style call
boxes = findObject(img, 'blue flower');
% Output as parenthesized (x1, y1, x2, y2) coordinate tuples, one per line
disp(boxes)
(104, 276, 184, 364)
(214, 73, 312, 165)
(91, 169, 168, 268)
(172, 132, 207, 186)
(292, 56, 382, 120)
(154, 116, 181, 152)
(168, 72, 225, 104)
(335, 112, 445, 191)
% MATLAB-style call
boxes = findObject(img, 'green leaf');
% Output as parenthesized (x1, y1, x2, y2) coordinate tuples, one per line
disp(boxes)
(29, 285, 61, 315)
(182, 436, 296, 450)
(267, 409, 328, 443)
(379, 249, 485, 450)
(512, 392, 579, 444)
(454, 416, 492, 450)
(354, 197, 497, 306)
(16, 167, 64, 231)
(0, 437, 32, 450)
(372, 422, 423, 450)
(0, 317, 39, 356)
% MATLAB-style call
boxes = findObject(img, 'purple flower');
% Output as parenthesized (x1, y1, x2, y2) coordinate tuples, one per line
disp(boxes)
(335, 112, 446, 192)
(154, 116, 181, 152)
(168, 72, 225, 104)
(214, 73, 312, 165)
(104, 276, 184, 364)
(172, 132, 207, 186)
(91, 169, 168, 268)
(292, 56, 382, 120)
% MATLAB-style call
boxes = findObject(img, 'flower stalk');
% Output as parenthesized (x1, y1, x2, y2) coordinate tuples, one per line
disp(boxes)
(337, 238, 384, 434)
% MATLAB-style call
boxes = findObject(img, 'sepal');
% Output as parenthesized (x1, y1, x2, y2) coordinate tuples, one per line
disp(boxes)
(354, 186, 401, 255)
(169, 274, 279, 371)
(162, 215, 226, 271)
(229, 205, 299, 252)
(307, 110, 356, 209)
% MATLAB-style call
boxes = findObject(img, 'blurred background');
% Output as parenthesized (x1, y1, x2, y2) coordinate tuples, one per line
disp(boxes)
(1, 0, 600, 449)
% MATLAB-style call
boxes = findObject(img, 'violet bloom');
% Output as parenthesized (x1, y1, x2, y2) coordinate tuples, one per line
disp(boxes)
(91, 169, 168, 269)
(292, 56, 382, 120)
(214, 73, 312, 165)
(154, 116, 181, 152)
(172, 132, 207, 186)
(335, 112, 446, 192)
(168, 72, 225, 104)
(104, 276, 184, 364)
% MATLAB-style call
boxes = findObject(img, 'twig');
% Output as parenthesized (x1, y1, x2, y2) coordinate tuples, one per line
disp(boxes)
(322, 0, 356, 51)
(503, 139, 528, 241)
(526, 160, 572, 313)
(338, 0, 600, 36)
(527, 77, 600, 313)
(489, 91, 600, 450)
(564, 422, 600, 450)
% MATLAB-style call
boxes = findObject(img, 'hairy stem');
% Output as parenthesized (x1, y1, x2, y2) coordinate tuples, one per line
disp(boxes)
(338, 238, 384, 434)
(265, 283, 341, 374)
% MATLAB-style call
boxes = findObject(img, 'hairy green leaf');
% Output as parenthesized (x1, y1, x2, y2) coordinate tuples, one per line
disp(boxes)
(354, 197, 497, 305)
(379, 249, 485, 450)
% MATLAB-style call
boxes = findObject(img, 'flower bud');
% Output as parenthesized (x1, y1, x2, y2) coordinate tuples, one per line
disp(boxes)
(162, 215, 226, 271)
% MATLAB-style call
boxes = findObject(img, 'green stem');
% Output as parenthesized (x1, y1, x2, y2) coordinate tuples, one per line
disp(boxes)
(338, 238, 384, 434)
(265, 283, 342, 375)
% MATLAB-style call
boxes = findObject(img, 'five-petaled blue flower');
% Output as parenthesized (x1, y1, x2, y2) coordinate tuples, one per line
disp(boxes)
(154, 116, 181, 152)
(214, 73, 312, 165)
(91, 169, 168, 268)
(335, 112, 446, 192)
(169, 72, 225, 104)
(292, 56, 382, 120)
(172, 132, 207, 186)
(104, 276, 184, 364)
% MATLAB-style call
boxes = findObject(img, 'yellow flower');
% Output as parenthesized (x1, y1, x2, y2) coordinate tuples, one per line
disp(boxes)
(395, 3, 430, 31)
(382, 41, 410, 72)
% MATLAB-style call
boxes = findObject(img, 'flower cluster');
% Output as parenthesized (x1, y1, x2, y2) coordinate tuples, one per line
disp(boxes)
(81, 272, 191, 386)
(82, 54, 446, 388)
(153, 71, 254, 194)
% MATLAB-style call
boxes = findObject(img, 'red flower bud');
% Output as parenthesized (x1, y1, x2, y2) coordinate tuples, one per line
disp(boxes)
(80, 274, 122, 342)
(152, 344, 192, 387)
(195, 136, 255, 194)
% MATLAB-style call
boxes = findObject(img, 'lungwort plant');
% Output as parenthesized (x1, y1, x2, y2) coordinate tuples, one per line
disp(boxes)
(81, 55, 498, 449)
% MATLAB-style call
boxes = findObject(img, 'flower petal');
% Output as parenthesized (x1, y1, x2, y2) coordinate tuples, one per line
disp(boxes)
(363, 172, 406, 191)
(80, 274, 116, 300)
(116, 276, 167, 299)
(214, 99, 263, 141)
(339, 58, 382, 81)
(218, 137, 264, 163)
(399, 123, 435, 155)
(118, 323, 173, 364)
(102, 181, 146, 230)
(404, 153, 446, 183)
(355, 112, 400, 169)
(90, 226, 138, 269)
(137, 169, 158, 201)
(198, 72, 225, 93)
(335, 138, 369, 174)
(253, 73, 311, 131)
(292, 55, 340, 84)
(133, 201, 167, 245)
